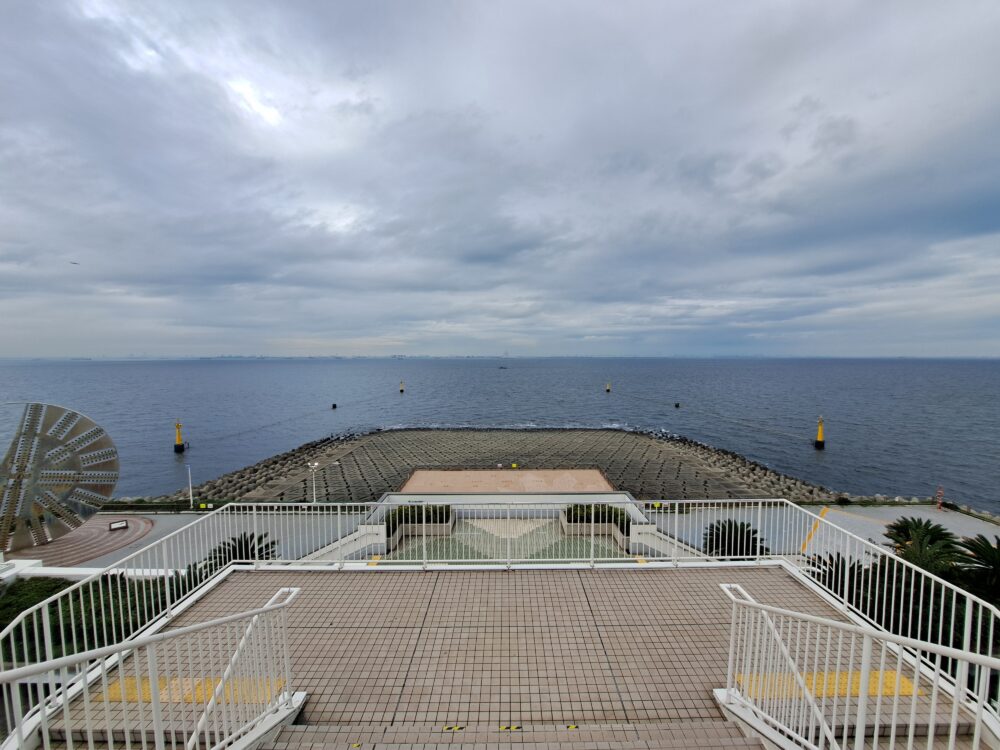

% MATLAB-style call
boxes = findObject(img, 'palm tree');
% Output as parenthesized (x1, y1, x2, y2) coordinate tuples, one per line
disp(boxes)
(703, 520, 769, 559)
(959, 535, 1000, 605)
(894, 528, 964, 579)
(884, 517, 957, 551)
(808, 553, 867, 606)
(206, 532, 277, 570)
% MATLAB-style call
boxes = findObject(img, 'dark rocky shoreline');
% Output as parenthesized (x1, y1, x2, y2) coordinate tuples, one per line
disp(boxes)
(136, 426, 948, 510)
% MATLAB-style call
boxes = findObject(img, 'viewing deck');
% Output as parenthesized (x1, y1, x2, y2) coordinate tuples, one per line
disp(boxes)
(5, 495, 998, 750)
(172, 566, 838, 728)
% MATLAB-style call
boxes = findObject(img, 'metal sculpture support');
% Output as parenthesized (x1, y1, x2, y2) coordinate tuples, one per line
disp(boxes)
(0, 403, 119, 551)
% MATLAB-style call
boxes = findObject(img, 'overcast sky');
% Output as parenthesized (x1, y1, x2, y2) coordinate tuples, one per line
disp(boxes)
(1, 1, 999, 358)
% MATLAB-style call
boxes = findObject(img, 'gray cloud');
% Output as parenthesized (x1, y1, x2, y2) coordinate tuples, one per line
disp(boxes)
(1, 0, 999, 357)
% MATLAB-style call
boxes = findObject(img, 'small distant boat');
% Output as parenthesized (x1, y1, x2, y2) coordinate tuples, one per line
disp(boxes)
(498, 366, 508, 369)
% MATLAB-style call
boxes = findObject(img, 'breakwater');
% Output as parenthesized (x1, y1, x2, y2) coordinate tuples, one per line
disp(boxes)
(138, 427, 954, 511)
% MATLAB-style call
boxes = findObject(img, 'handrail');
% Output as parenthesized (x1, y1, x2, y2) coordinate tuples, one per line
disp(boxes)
(0, 587, 300, 684)
(185, 588, 299, 750)
(244, 496, 642, 506)
(722, 584, 841, 749)
(788, 500, 1000, 623)
(729, 595, 1000, 672)
(723, 583, 1000, 749)
(0, 503, 231, 647)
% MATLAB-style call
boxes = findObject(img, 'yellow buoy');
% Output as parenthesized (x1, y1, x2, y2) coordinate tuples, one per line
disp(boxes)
(399, 380, 405, 393)
(174, 421, 185, 454)
(814, 417, 825, 450)
(605, 382, 611, 393)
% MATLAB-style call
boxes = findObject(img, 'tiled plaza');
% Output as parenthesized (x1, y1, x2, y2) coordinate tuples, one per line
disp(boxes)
(170, 566, 842, 728)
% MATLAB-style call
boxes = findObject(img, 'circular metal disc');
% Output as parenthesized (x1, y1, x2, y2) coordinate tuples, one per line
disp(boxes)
(0, 403, 119, 552)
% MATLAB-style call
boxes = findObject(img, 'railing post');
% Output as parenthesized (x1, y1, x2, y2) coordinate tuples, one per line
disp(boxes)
(840, 545, 849, 610)
(506, 504, 512, 570)
(422, 502, 427, 571)
(755, 501, 762, 561)
(252, 505, 260, 570)
(672, 502, 678, 566)
(281, 607, 293, 708)
(10, 681, 26, 749)
(853, 634, 873, 750)
(725, 595, 738, 697)
(590, 501, 596, 568)
(147, 643, 167, 750)
(40, 606, 55, 663)
(164, 540, 174, 618)
(336, 503, 343, 570)
(41, 605, 59, 720)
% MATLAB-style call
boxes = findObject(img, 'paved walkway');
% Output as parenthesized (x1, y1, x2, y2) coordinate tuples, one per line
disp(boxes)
(170, 566, 845, 727)
(5, 514, 153, 566)
(825, 504, 999, 545)
(401, 469, 613, 493)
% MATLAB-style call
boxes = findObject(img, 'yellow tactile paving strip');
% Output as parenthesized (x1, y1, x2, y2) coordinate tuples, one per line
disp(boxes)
(737, 670, 920, 699)
(96, 675, 285, 703)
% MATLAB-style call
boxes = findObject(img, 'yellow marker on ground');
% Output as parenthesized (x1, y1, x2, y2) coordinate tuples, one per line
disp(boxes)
(635, 556, 647, 564)
(737, 670, 920, 699)
(98, 676, 284, 703)
(367, 554, 381, 567)
(566, 725, 578, 730)
(800, 507, 829, 554)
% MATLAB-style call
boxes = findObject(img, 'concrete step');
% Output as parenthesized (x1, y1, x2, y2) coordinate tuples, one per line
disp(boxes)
(261, 720, 765, 749)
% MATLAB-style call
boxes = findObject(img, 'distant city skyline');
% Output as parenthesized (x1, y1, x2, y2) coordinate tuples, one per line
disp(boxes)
(1, 1, 999, 358)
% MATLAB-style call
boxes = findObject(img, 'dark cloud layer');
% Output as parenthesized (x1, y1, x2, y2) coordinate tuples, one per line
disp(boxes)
(1, 1, 999, 357)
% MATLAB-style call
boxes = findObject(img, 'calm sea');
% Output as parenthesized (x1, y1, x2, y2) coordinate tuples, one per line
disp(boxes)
(1, 358, 997, 512)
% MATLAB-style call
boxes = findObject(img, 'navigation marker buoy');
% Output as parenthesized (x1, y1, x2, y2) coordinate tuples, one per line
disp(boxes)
(400, 380, 405, 393)
(605, 382, 611, 393)
(174, 421, 186, 454)
(814, 417, 825, 450)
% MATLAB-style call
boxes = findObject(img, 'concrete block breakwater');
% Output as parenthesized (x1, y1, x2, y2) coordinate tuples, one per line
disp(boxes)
(136, 427, 944, 509)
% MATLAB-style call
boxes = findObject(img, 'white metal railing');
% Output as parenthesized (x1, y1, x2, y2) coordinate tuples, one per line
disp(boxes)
(237, 498, 1000, 656)
(4, 496, 998, 743)
(720, 585, 1000, 749)
(1, 503, 309, 733)
(640, 499, 1000, 663)
(0, 587, 299, 750)
(722, 584, 840, 748)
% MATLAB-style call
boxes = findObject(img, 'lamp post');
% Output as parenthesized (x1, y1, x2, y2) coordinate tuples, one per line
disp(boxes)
(185, 464, 194, 510)
(307, 461, 320, 503)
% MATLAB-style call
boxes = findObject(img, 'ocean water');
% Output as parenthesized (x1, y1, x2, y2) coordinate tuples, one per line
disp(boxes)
(0, 358, 998, 512)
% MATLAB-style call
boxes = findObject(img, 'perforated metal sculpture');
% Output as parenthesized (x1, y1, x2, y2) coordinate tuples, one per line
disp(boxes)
(0, 403, 119, 551)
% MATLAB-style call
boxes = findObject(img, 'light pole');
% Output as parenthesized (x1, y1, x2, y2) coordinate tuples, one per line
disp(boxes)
(308, 461, 320, 503)
(185, 464, 194, 510)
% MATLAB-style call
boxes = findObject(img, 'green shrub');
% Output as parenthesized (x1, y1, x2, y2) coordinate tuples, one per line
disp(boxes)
(565, 504, 631, 535)
(0, 577, 75, 631)
(385, 505, 452, 535)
